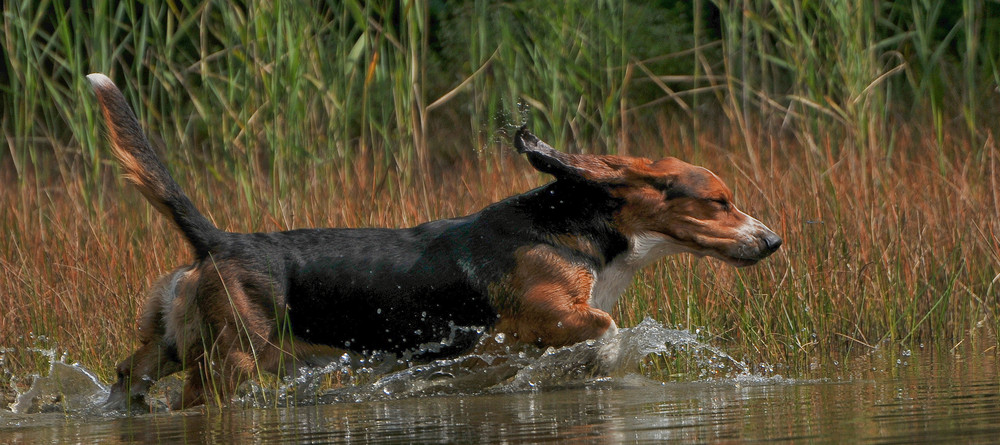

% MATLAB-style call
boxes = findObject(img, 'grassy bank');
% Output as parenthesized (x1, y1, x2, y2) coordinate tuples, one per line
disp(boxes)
(2, 0, 999, 388)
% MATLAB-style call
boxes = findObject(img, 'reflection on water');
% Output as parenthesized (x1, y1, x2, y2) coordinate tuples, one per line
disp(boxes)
(1, 319, 998, 443)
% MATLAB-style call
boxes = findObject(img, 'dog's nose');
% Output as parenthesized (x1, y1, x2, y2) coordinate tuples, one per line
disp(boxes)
(763, 232, 782, 252)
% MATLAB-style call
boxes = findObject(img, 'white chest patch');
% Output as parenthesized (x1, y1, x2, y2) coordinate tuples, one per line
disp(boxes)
(588, 232, 683, 312)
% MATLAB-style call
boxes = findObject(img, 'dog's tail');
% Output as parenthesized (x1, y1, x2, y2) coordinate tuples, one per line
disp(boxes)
(87, 73, 222, 258)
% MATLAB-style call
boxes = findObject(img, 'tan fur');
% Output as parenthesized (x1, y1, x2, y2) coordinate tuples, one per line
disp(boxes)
(494, 246, 613, 347)
(116, 260, 336, 409)
(89, 79, 173, 219)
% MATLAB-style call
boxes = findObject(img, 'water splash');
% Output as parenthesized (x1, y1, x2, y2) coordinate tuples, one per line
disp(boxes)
(474, 99, 533, 156)
(2, 318, 767, 414)
(248, 317, 757, 406)
(7, 348, 108, 414)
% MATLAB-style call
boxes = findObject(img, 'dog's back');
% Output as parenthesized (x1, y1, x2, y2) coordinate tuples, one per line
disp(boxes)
(89, 74, 504, 358)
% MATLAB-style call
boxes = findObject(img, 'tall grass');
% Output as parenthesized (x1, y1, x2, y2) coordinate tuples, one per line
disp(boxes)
(2, 0, 999, 391)
(712, 1, 1000, 154)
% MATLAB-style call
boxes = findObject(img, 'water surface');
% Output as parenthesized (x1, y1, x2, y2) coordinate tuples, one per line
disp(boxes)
(2, 320, 997, 443)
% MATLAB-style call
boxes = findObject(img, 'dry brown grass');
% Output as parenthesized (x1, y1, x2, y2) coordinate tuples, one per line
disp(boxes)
(1, 119, 998, 387)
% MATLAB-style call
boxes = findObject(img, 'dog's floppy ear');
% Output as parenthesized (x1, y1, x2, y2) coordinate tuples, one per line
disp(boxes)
(514, 126, 597, 181)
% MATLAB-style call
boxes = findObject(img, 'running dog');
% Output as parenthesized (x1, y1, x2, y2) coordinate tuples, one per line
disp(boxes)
(87, 73, 781, 410)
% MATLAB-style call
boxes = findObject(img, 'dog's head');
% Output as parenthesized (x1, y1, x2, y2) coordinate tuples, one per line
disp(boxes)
(514, 127, 781, 267)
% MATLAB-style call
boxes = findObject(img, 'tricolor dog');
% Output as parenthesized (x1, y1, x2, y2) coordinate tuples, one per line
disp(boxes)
(88, 73, 781, 410)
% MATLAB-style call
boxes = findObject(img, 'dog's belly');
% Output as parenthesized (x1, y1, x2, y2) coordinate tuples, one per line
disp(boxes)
(286, 278, 496, 358)
(274, 225, 500, 359)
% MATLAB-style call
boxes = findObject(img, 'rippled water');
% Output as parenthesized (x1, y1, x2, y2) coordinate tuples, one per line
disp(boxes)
(2, 319, 998, 443)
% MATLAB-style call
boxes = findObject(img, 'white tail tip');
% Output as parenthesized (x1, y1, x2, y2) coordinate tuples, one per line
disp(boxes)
(86, 73, 115, 89)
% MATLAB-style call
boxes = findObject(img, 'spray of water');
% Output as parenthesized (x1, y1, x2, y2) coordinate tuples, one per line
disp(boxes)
(7, 348, 108, 414)
(3, 318, 775, 415)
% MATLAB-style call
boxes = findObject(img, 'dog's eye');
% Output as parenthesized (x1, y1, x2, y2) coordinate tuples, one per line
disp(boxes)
(711, 198, 730, 211)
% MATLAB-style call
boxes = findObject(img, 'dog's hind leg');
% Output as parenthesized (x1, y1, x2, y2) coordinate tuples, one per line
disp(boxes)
(172, 326, 286, 409)
(174, 358, 208, 409)
(179, 264, 294, 407)
(172, 349, 255, 409)
(104, 342, 182, 411)
(104, 270, 194, 411)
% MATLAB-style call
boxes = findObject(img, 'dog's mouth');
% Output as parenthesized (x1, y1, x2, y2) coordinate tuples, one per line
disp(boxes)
(687, 238, 779, 268)
(717, 254, 762, 268)
(678, 246, 762, 267)
(718, 230, 783, 267)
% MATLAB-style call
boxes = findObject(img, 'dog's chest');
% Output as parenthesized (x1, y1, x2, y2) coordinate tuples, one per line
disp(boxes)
(588, 233, 682, 312)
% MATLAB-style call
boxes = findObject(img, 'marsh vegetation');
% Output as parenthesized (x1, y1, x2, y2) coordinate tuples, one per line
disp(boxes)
(1, 1, 998, 406)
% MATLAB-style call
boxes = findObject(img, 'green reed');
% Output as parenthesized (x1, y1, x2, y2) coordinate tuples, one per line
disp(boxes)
(711, 1, 999, 153)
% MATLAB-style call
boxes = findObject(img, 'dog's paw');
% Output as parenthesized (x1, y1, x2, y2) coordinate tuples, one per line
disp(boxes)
(593, 321, 622, 374)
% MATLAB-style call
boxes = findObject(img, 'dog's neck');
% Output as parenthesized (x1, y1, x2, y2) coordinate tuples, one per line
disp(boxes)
(588, 232, 683, 313)
(500, 181, 680, 313)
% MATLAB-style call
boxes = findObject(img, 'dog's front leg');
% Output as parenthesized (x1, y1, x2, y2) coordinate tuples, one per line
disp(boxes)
(497, 298, 616, 348)
(497, 246, 616, 348)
